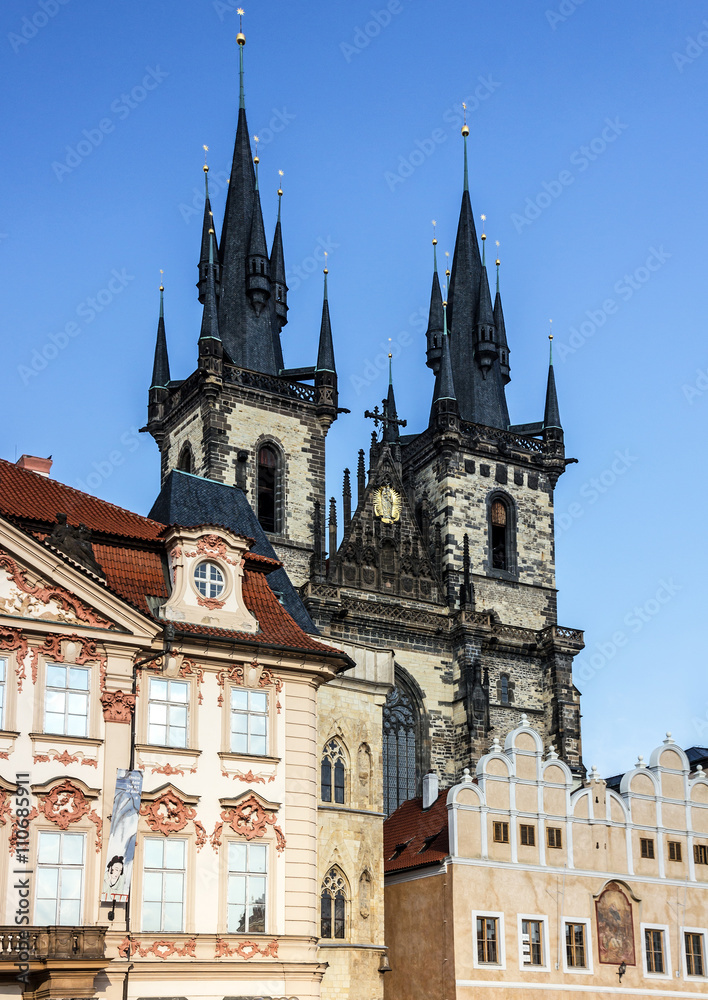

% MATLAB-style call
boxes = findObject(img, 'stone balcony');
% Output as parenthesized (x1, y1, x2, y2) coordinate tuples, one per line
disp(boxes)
(0, 926, 107, 1000)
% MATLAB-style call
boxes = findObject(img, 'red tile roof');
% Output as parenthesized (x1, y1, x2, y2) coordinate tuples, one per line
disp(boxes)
(0, 459, 345, 661)
(384, 791, 450, 873)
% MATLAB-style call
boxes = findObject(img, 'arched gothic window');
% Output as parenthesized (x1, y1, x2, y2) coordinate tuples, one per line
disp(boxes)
(491, 499, 508, 570)
(177, 444, 194, 474)
(320, 867, 347, 939)
(321, 738, 346, 804)
(489, 493, 516, 575)
(257, 444, 282, 533)
(383, 677, 424, 816)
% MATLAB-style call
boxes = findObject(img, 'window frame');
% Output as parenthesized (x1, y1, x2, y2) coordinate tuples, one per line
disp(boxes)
(519, 823, 536, 847)
(226, 840, 268, 935)
(146, 676, 190, 749)
(682, 927, 707, 980)
(34, 830, 86, 926)
(471, 910, 506, 970)
(486, 490, 518, 579)
(0, 656, 7, 730)
(546, 826, 563, 849)
(493, 820, 510, 844)
(140, 836, 187, 934)
(229, 686, 269, 757)
(321, 737, 347, 805)
(43, 662, 91, 738)
(641, 922, 671, 979)
(640, 836, 655, 859)
(320, 866, 348, 941)
(694, 843, 708, 866)
(562, 917, 593, 975)
(517, 913, 550, 972)
(256, 441, 284, 535)
(668, 840, 683, 862)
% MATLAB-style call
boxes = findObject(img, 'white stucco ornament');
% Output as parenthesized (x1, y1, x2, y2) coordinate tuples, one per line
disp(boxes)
(160, 526, 259, 633)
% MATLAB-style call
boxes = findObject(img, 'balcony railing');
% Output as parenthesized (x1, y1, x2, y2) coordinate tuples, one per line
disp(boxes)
(0, 925, 106, 962)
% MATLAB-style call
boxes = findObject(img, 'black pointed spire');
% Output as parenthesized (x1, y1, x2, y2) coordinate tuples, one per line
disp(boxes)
(218, 26, 279, 373)
(425, 225, 444, 374)
(544, 336, 562, 431)
(198, 156, 220, 303)
(433, 323, 456, 404)
(271, 177, 288, 331)
(150, 283, 171, 388)
(315, 262, 338, 426)
(383, 356, 400, 443)
(475, 265, 497, 374)
(494, 255, 510, 385)
(199, 231, 221, 345)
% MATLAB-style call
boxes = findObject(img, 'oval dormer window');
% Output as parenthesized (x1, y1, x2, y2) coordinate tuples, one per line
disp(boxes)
(194, 561, 225, 599)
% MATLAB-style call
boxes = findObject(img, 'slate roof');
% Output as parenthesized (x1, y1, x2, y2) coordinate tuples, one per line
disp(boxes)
(384, 791, 450, 873)
(148, 469, 317, 633)
(0, 459, 339, 660)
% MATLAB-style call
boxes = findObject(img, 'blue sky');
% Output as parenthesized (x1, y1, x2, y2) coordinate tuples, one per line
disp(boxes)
(2, 0, 707, 776)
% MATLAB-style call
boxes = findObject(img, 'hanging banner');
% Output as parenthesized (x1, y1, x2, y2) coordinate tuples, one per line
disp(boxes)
(101, 769, 143, 902)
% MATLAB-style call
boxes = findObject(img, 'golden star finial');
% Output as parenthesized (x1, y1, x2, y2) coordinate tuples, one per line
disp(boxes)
(237, 6, 244, 13)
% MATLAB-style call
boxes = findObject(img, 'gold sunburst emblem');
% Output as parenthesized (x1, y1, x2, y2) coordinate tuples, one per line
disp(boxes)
(372, 485, 402, 524)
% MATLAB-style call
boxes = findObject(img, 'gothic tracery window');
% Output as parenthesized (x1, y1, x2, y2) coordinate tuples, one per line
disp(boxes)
(383, 681, 420, 816)
(491, 499, 508, 570)
(320, 867, 347, 939)
(321, 738, 346, 804)
(177, 444, 193, 474)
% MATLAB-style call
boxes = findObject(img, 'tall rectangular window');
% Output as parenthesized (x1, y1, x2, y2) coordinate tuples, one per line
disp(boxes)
(493, 821, 509, 844)
(547, 826, 562, 849)
(685, 932, 705, 977)
(35, 831, 85, 925)
(521, 919, 543, 966)
(148, 678, 188, 748)
(227, 842, 267, 933)
(694, 844, 708, 865)
(44, 664, 89, 737)
(668, 841, 682, 862)
(520, 824, 535, 847)
(641, 837, 655, 859)
(476, 916, 499, 964)
(0, 657, 6, 728)
(565, 922, 587, 968)
(230, 688, 268, 755)
(645, 928, 665, 973)
(141, 838, 185, 932)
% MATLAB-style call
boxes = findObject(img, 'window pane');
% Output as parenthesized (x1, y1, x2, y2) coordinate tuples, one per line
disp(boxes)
(228, 875, 246, 905)
(68, 667, 89, 690)
(232, 732, 248, 754)
(142, 900, 161, 932)
(163, 872, 183, 902)
(229, 842, 247, 873)
(35, 896, 56, 925)
(68, 692, 88, 715)
(61, 868, 82, 900)
(45, 712, 65, 734)
(0, 659, 5, 681)
(169, 704, 187, 727)
(67, 713, 88, 737)
(251, 715, 266, 736)
(162, 901, 183, 932)
(168, 726, 186, 748)
(143, 839, 164, 869)
(334, 895, 345, 938)
(61, 833, 85, 864)
(251, 734, 267, 756)
(142, 872, 163, 902)
(249, 844, 267, 873)
(170, 681, 188, 702)
(321, 759, 332, 801)
(164, 839, 185, 869)
(149, 678, 168, 700)
(38, 832, 61, 864)
(58, 896, 81, 926)
(231, 713, 248, 734)
(232, 689, 248, 711)
(228, 902, 246, 934)
(46, 664, 66, 687)
(149, 702, 167, 724)
(36, 866, 59, 899)
(148, 723, 167, 745)
(45, 691, 66, 714)
(250, 691, 267, 713)
(321, 893, 332, 938)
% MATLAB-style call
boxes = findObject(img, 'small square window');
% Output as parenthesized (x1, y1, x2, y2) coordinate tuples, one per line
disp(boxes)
(493, 821, 509, 844)
(668, 841, 682, 862)
(520, 824, 535, 847)
(641, 837, 655, 859)
(547, 827, 562, 849)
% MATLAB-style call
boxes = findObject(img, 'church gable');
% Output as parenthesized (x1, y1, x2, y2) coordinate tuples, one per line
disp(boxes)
(329, 449, 440, 603)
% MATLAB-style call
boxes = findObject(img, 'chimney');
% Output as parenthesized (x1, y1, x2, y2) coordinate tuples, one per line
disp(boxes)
(422, 770, 438, 810)
(16, 455, 52, 477)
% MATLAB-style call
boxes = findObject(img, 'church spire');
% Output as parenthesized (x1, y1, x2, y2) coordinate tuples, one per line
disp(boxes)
(315, 258, 338, 427)
(198, 230, 224, 377)
(383, 354, 400, 443)
(218, 21, 279, 373)
(425, 222, 444, 374)
(150, 278, 171, 388)
(271, 171, 288, 330)
(493, 250, 510, 385)
(198, 149, 220, 303)
(544, 332, 562, 431)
